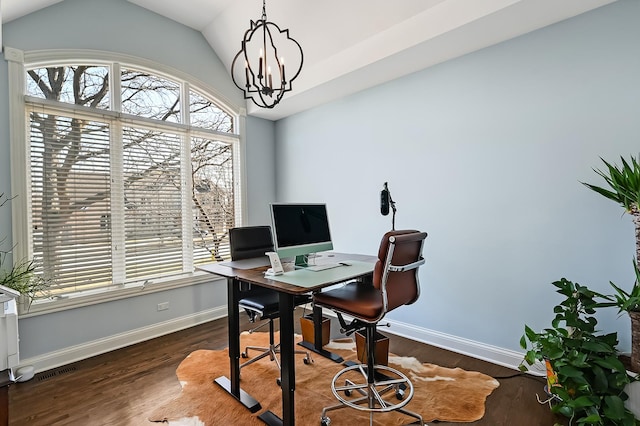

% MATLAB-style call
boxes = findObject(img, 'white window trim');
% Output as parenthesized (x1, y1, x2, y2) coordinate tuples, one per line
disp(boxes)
(6, 47, 247, 316)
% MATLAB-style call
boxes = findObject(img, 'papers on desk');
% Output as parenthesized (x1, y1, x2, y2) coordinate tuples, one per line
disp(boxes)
(268, 260, 374, 288)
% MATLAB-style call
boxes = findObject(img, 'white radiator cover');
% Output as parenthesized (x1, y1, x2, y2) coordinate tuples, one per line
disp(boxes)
(0, 299, 19, 371)
(626, 377, 640, 419)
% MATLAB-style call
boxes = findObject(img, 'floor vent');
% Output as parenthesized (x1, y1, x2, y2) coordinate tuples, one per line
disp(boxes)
(56, 366, 77, 375)
(36, 371, 57, 381)
(36, 365, 77, 382)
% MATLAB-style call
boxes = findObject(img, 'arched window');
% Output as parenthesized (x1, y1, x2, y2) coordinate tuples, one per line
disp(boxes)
(8, 49, 244, 307)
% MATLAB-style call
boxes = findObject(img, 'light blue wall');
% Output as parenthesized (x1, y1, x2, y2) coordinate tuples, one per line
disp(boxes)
(0, 0, 276, 361)
(275, 0, 640, 353)
(246, 116, 277, 225)
(3, 0, 638, 366)
(2, 0, 238, 100)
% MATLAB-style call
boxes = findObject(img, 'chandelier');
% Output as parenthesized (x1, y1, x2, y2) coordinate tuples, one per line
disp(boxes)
(231, 0, 304, 109)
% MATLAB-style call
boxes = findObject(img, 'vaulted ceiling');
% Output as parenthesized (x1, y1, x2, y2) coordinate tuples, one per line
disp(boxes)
(1, 0, 616, 120)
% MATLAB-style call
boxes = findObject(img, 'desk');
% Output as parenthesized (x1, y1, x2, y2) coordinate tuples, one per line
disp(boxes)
(198, 252, 375, 426)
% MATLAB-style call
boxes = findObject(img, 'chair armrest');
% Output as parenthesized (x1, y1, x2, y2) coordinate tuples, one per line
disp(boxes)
(388, 257, 425, 273)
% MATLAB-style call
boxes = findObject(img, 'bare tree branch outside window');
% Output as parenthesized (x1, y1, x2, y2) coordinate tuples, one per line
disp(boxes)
(25, 65, 236, 296)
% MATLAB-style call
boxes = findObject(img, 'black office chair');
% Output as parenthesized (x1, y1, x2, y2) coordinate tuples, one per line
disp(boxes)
(313, 229, 428, 426)
(229, 226, 312, 384)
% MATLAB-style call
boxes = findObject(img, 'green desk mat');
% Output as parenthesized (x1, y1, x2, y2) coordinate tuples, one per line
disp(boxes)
(269, 260, 374, 288)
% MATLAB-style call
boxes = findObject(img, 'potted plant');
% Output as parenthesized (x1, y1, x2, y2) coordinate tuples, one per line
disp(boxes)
(582, 154, 640, 371)
(0, 258, 50, 311)
(0, 193, 51, 311)
(519, 278, 637, 426)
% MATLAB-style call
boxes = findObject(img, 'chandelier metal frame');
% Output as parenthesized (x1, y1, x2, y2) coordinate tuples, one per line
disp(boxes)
(231, 0, 304, 109)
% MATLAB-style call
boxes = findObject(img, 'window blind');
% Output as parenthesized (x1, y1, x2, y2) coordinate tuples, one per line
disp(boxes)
(29, 109, 113, 293)
(21, 60, 241, 302)
(122, 127, 184, 281)
(191, 136, 234, 264)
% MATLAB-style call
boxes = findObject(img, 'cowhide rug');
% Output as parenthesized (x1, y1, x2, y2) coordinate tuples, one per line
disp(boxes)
(148, 332, 499, 425)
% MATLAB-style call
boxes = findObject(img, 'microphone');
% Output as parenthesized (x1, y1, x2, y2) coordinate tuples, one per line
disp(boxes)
(380, 182, 390, 216)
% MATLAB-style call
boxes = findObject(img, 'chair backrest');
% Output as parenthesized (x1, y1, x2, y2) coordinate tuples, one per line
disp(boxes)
(373, 229, 427, 315)
(229, 226, 274, 261)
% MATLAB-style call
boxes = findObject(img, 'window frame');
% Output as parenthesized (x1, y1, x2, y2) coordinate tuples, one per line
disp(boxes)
(7, 47, 247, 316)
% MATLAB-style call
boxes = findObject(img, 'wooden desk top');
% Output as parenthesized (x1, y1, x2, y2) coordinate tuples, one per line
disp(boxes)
(198, 252, 376, 295)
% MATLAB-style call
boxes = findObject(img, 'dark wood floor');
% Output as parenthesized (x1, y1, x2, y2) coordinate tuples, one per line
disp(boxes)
(8, 311, 566, 425)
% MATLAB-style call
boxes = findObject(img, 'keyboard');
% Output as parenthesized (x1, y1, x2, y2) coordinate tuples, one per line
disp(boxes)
(306, 263, 342, 272)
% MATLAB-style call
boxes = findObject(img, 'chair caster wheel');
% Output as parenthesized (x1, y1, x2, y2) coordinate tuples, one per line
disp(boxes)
(241, 352, 248, 358)
(344, 389, 352, 396)
(396, 388, 405, 400)
(276, 378, 281, 386)
(303, 357, 311, 365)
(320, 416, 331, 426)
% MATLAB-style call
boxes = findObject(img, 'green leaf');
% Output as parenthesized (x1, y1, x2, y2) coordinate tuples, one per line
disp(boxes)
(572, 395, 597, 408)
(592, 365, 608, 392)
(603, 395, 626, 420)
(555, 404, 574, 418)
(545, 347, 565, 360)
(593, 356, 625, 372)
(524, 325, 538, 342)
(582, 340, 613, 353)
(519, 334, 527, 349)
(622, 415, 637, 426)
(583, 155, 640, 214)
(557, 365, 584, 378)
(580, 413, 602, 423)
(524, 350, 537, 366)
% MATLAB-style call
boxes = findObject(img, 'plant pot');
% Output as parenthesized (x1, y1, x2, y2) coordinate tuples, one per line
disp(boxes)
(355, 330, 389, 366)
(629, 311, 640, 372)
(300, 315, 330, 346)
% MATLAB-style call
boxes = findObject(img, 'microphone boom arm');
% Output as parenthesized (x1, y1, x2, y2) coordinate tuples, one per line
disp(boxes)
(388, 190, 396, 230)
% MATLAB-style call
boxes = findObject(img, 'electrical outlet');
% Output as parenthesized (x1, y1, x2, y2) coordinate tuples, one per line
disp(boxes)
(157, 302, 169, 311)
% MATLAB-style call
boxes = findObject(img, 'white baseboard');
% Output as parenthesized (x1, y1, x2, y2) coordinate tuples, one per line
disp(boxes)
(21, 307, 540, 377)
(19, 306, 227, 374)
(322, 310, 540, 373)
(384, 319, 538, 372)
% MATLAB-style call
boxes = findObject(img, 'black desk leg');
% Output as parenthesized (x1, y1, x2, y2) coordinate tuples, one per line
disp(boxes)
(281, 293, 296, 425)
(298, 304, 344, 363)
(258, 292, 295, 426)
(214, 278, 261, 413)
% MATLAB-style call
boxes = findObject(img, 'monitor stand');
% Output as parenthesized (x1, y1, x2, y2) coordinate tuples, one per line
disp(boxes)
(294, 254, 309, 268)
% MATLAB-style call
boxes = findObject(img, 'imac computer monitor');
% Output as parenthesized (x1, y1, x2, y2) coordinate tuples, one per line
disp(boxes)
(270, 203, 334, 267)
